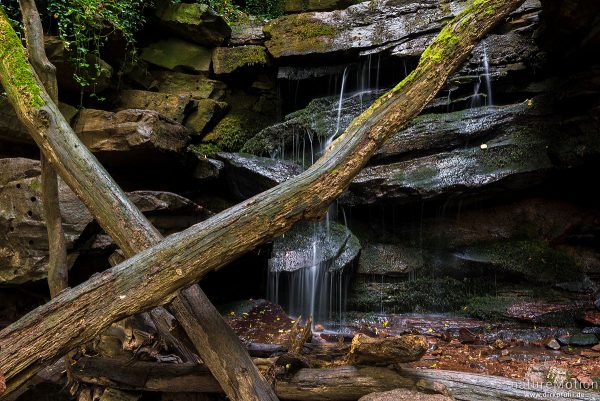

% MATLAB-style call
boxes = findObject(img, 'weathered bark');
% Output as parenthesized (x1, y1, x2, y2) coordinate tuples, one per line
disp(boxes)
(19, 0, 68, 299)
(169, 286, 279, 401)
(71, 358, 600, 401)
(2, 4, 280, 400)
(346, 334, 428, 365)
(0, 0, 524, 396)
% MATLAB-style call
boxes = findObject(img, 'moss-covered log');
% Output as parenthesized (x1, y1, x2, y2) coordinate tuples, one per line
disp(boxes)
(0, 0, 524, 396)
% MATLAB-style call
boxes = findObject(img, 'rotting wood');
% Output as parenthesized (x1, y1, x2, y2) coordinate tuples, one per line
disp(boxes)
(0, 0, 526, 396)
(70, 358, 600, 401)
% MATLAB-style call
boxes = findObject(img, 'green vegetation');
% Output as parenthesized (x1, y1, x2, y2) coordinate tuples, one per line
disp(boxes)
(245, 0, 284, 19)
(48, 0, 148, 96)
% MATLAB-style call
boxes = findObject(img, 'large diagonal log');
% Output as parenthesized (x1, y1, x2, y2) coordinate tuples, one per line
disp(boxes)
(1, 3, 279, 400)
(0, 0, 524, 396)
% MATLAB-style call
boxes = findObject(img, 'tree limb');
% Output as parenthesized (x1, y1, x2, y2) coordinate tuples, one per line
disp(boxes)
(19, 0, 68, 299)
(0, 0, 525, 396)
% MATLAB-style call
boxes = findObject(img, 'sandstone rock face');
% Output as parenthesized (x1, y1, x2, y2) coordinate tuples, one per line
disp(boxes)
(184, 99, 229, 135)
(283, 0, 354, 13)
(269, 220, 361, 273)
(215, 152, 303, 199)
(0, 158, 210, 284)
(73, 109, 191, 158)
(0, 158, 92, 284)
(212, 46, 269, 75)
(156, 1, 231, 47)
(153, 71, 227, 100)
(264, 0, 540, 59)
(118, 90, 193, 124)
(141, 39, 212, 73)
(229, 21, 266, 46)
(358, 243, 424, 276)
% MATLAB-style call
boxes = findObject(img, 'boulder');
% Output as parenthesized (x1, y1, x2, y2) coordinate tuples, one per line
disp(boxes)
(215, 152, 302, 199)
(0, 158, 92, 284)
(73, 109, 191, 160)
(359, 389, 452, 401)
(212, 46, 269, 75)
(204, 91, 280, 151)
(155, 1, 231, 47)
(230, 21, 266, 46)
(141, 39, 212, 74)
(184, 99, 229, 135)
(192, 155, 224, 180)
(153, 71, 227, 100)
(118, 90, 193, 123)
(269, 220, 360, 273)
(263, 0, 540, 59)
(243, 89, 384, 155)
(0, 97, 78, 147)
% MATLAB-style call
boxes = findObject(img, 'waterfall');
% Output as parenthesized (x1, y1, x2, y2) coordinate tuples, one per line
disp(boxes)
(267, 61, 377, 326)
(471, 42, 493, 108)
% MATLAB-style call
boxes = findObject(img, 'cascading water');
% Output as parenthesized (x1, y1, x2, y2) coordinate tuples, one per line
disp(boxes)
(267, 62, 374, 325)
(471, 42, 493, 108)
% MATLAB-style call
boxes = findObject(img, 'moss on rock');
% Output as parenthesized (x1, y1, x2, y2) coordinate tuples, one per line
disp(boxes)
(264, 13, 338, 58)
(212, 45, 269, 75)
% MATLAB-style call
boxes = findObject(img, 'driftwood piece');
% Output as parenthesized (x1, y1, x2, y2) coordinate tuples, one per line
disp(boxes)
(0, 0, 525, 396)
(70, 358, 600, 401)
(347, 334, 428, 365)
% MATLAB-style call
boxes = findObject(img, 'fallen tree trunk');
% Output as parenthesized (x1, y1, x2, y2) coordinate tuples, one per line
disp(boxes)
(0, 0, 524, 395)
(70, 358, 600, 401)
(1, 4, 279, 401)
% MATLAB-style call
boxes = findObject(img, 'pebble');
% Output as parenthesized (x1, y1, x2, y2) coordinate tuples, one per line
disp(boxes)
(458, 328, 477, 344)
(546, 339, 561, 350)
(314, 324, 325, 332)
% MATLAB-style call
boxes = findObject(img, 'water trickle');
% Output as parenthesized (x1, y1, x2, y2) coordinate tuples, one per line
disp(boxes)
(471, 42, 493, 108)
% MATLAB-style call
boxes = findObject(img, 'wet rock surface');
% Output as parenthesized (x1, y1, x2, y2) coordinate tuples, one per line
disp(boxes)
(215, 152, 303, 199)
(264, 0, 540, 59)
(269, 220, 361, 273)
